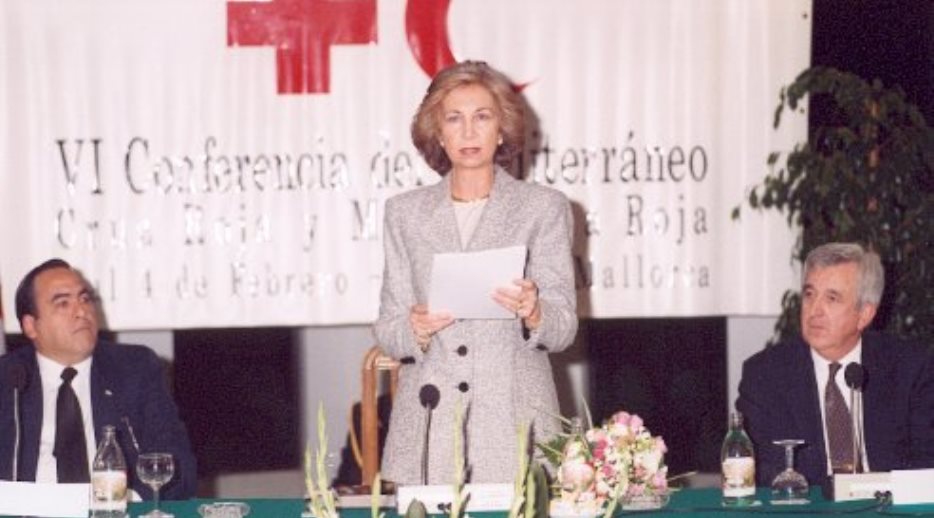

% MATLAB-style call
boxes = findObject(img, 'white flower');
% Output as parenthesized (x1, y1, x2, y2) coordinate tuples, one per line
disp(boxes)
(633, 448, 662, 475)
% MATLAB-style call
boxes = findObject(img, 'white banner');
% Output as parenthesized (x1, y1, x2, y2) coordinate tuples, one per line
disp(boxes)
(0, 0, 809, 331)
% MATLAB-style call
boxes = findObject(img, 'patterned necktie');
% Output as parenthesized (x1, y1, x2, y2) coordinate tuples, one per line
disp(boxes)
(825, 362, 855, 472)
(54, 367, 90, 483)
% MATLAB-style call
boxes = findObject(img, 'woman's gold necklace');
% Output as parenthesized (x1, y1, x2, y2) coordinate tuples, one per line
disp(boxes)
(451, 192, 490, 202)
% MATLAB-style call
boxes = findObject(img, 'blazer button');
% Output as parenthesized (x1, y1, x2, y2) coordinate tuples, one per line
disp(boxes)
(458, 382, 469, 393)
(456, 345, 468, 356)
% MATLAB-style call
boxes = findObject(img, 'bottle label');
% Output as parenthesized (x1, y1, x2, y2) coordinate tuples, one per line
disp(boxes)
(90, 471, 128, 511)
(721, 457, 755, 497)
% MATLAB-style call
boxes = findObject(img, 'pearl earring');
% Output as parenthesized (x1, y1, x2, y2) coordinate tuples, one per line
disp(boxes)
(498, 136, 503, 145)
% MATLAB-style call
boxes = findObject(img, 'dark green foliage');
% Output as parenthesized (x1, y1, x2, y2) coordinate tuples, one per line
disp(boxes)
(528, 462, 550, 518)
(737, 67, 934, 344)
(538, 433, 568, 470)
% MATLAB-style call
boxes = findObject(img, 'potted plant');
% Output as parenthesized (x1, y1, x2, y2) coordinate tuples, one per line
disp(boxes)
(734, 66, 934, 343)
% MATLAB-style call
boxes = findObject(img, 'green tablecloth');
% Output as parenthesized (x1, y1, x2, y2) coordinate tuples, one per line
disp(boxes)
(132, 497, 304, 517)
(127, 488, 934, 518)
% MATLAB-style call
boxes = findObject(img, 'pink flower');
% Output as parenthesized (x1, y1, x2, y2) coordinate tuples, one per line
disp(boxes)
(556, 409, 669, 505)
(612, 411, 631, 426)
(586, 428, 607, 446)
(559, 459, 596, 495)
(592, 439, 608, 460)
(628, 483, 645, 496)
(629, 414, 644, 431)
(634, 466, 647, 480)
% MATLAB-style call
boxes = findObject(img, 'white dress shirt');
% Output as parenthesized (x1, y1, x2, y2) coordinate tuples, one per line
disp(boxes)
(811, 341, 870, 475)
(35, 353, 97, 483)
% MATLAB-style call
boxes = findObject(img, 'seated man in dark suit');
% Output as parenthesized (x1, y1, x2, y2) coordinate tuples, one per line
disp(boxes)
(0, 258, 197, 499)
(737, 242, 934, 488)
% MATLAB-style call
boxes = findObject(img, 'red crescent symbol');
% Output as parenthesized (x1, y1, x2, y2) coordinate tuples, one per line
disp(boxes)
(404, 0, 532, 91)
(405, 0, 457, 78)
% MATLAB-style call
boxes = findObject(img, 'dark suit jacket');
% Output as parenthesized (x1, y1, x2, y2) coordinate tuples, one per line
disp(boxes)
(736, 331, 934, 487)
(0, 341, 197, 499)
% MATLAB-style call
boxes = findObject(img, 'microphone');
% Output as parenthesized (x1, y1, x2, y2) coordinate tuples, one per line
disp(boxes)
(844, 362, 866, 473)
(7, 363, 28, 482)
(419, 384, 440, 410)
(844, 363, 865, 390)
(418, 384, 440, 485)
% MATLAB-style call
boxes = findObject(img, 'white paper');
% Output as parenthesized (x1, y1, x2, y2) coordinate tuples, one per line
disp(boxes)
(892, 469, 934, 505)
(428, 246, 527, 319)
(0, 481, 90, 517)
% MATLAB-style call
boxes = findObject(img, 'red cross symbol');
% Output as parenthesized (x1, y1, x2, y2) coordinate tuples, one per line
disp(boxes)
(227, 0, 377, 94)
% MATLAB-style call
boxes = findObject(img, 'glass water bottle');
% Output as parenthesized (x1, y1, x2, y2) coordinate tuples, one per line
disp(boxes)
(90, 425, 128, 518)
(721, 412, 756, 506)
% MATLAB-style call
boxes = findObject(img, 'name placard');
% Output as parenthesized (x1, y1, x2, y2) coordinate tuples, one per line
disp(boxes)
(397, 483, 514, 514)
(892, 469, 934, 505)
(0, 481, 89, 518)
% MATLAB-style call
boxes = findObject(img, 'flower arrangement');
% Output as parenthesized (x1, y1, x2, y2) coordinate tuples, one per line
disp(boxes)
(545, 411, 669, 512)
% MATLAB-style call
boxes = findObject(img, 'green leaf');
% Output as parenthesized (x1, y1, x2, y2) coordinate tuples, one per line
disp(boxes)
(530, 463, 549, 518)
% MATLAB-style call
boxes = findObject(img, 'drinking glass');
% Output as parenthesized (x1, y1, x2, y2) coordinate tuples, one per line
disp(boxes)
(770, 440, 809, 504)
(137, 452, 176, 518)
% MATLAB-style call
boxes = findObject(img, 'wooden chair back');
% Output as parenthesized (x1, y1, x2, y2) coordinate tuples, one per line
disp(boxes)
(359, 345, 400, 486)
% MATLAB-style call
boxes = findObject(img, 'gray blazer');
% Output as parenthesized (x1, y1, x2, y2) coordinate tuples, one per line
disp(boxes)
(374, 169, 578, 484)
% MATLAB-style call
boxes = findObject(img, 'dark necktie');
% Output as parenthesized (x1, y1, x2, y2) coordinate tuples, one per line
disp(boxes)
(54, 367, 90, 483)
(825, 362, 855, 472)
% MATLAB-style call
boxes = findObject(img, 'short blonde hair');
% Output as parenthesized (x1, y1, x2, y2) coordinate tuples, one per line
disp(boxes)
(411, 61, 525, 175)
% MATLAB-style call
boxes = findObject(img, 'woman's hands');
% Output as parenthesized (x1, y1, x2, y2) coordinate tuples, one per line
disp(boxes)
(409, 304, 454, 352)
(494, 279, 542, 330)
(410, 278, 540, 352)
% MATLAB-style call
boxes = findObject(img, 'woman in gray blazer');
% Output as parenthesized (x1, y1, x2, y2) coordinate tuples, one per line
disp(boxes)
(374, 61, 578, 485)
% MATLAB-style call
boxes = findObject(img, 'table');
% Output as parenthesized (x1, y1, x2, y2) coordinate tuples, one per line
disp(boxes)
(129, 488, 934, 518)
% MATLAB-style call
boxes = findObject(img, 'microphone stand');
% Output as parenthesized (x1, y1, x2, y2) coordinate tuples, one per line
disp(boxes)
(844, 362, 865, 474)
(418, 384, 440, 486)
(12, 388, 21, 482)
(422, 407, 432, 485)
(851, 389, 863, 473)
